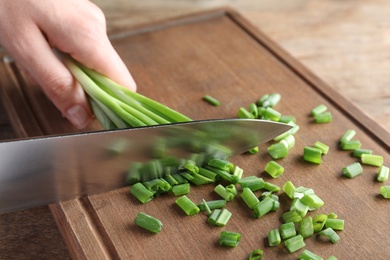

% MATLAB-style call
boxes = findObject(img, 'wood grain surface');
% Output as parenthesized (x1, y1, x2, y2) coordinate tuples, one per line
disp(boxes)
(1, 8, 389, 259)
(92, 0, 390, 132)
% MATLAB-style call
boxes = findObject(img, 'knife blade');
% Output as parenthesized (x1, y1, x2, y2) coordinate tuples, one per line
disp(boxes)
(0, 118, 291, 213)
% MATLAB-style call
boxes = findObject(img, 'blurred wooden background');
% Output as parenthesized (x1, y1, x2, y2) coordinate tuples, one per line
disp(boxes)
(94, 0, 390, 131)
(0, 1, 389, 259)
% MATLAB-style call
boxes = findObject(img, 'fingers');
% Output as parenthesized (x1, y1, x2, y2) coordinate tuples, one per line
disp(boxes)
(4, 24, 93, 129)
(0, 0, 136, 129)
(68, 37, 137, 92)
(37, 1, 137, 92)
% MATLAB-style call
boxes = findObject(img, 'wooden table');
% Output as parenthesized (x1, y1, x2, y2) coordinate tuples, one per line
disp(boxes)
(0, 1, 389, 259)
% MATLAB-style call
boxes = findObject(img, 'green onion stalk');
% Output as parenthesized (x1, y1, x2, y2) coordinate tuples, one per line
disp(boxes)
(61, 54, 192, 130)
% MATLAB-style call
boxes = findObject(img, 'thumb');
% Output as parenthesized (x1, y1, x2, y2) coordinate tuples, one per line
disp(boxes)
(6, 26, 94, 129)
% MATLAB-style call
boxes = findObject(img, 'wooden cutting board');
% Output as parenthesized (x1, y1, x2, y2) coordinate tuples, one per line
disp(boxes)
(1, 8, 389, 259)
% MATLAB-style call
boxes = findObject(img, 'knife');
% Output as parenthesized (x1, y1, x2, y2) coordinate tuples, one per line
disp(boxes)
(0, 118, 291, 213)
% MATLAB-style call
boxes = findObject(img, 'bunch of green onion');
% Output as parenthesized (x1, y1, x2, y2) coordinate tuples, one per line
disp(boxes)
(62, 54, 191, 130)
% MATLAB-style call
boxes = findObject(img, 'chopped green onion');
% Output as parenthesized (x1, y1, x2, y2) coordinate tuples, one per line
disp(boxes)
(260, 93, 281, 108)
(208, 208, 232, 226)
(249, 103, 258, 118)
(290, 198, 309, 217)
(186, 172, 213, 186)
(263, 107, 281, 121)
(315, 112, 332, 123)
(280, 222, 296, 240)
(319, 228, 340, 243)
(183, 162, 199, 174)
(171, 183, 190, 196)
(226, 184, 237, 196)
(202, 95, 220, 106)
(198, 167, 218, 181)
(201, 199, 212, 215)
(303, 146, 323, 164)
(311, 104, 327, 116)
(361, 154, 384, 167)
(163, 174, 179, 187)
(380, 186, 390, 199)
(232, 166, 244, 179)
(282, 134, 295, 150)
(134, 212, 163, 234)
(143, 178, 171, 194)
(263, 182, 281, 192)
(298, 216, 314, 238)
(180, 172, 194, 181)
(299, 249, 323, 260)
(268, 228, 281, 246)
(214, 184, 236, 201)
(342, 162, 363, 178)
(282, 210, 302, 223)
(325, 218, 344, 231)
(205, 166, 238, 183)
(352, 148, 372, 158)
(377, 166, 389, 182)
(293, 186, 315, 199)
(284, 234, 306, 253)
(253, 197, 274, 218)
(259, 191, 279, 202)
(198, 200, 226, 211)
(130, 183, 155, 204)
(272, 200, 280, 211)
(257, 107, 266, 118)
(313, 213, 328, 232)
(289, 122, 300, 135)
(188, 172, 215, 186)
(327, 212, 338, 219)
(264, 160, 284, 178)
(340, 140, 361, 150)
(248, 249, 264, 260)
(175, 195, 200, 216)
(273, 129, 291, 141)
(219, 231, 241, 247)
(215, 209, 232, 226)
(300, 194, 324, 210)
(171, 173, 188, 184)
(279, 115, 296, 123)
(340, 130, 356, 143)
(283, 181, 296, 199)
(238, 176, 265, 191)
(257, 94, 270, 107)
(247, 146, 259, 154)
(241, 187, 260, 209)
(238, 107, 255, 119)
(274, 121, 299, 141)
(268, 142, 289, 159)
(207, 158, 234, 173)
(208, 209, 222, 225)
(314, 141, 329, 154)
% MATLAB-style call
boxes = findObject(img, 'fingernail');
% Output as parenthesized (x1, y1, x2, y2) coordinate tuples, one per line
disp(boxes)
(66, 105, 90, 129)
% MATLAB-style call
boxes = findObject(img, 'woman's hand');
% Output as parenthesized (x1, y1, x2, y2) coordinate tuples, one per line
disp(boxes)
(0, 0, 136, 129)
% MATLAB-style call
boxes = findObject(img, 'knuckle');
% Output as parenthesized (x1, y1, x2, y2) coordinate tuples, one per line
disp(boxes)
(91, 6, 106, 26)
(40, 75, 74, 102)
(79, 7, 106, 35)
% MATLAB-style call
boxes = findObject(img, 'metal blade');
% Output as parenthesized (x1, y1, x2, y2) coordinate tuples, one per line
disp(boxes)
(0, 119, 291, 213)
